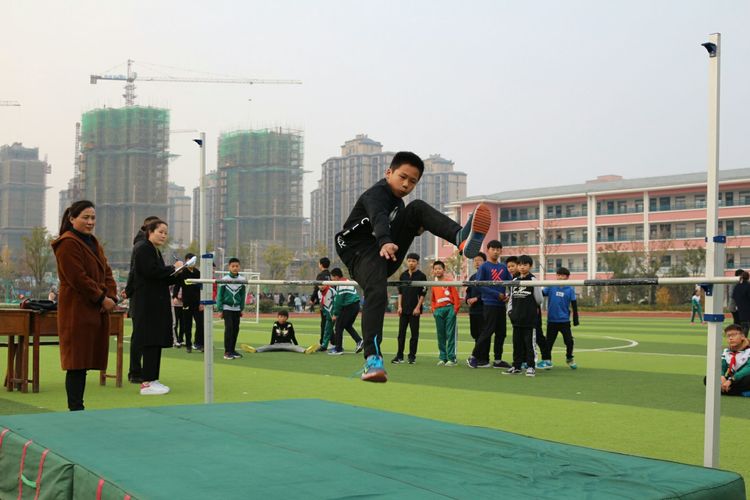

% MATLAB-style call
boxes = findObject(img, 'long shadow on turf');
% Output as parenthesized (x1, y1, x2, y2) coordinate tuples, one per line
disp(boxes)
(0, 396, 52, 416)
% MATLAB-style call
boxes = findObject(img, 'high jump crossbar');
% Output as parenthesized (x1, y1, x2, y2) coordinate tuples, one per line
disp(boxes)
(186, 276, 739, 288)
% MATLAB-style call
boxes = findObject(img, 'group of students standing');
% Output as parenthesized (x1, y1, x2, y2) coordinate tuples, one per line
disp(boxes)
(389, 243, 579, 377)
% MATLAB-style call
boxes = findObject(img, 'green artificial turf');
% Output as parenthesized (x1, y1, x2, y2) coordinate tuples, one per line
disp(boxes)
(0, 313, 747, 495)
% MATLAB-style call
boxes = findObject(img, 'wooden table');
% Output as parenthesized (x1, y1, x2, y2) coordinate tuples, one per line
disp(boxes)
(0, 309, 124, 393)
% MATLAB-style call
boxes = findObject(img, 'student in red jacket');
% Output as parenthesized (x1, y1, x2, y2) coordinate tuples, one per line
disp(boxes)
(430, 261, 460, 366)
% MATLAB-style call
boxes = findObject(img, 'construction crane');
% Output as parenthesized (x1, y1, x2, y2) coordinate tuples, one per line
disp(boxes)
(0, 100, 20, 107)
(90, 59, 301, 106)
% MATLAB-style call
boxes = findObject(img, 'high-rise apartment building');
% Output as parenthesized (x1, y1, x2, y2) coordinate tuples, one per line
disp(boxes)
(74, 106, 170, 268)
(0, 143, 50, 260)
(217, 128, 304, 270)
(167, 182, 191, 247)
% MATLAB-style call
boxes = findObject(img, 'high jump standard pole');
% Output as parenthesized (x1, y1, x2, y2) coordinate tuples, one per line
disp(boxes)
(195, 132, 215, 404)
(702, 32, 723, 468)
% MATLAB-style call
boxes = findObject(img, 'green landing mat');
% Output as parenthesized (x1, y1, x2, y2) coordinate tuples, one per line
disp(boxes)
(0, 399, 744, 499)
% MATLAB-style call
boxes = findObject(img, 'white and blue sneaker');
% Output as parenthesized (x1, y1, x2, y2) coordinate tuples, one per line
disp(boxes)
(537, 360, 552, 370)
(361, 355, 387, 383)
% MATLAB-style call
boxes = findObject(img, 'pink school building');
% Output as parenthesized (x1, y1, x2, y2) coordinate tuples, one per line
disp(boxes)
(438, 169, 750, 280)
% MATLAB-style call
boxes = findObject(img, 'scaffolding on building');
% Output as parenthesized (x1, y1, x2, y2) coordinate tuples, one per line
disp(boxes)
(217, 128, 304, 262)
(77, 106, 171, 268)
(0, 144, 49, 260)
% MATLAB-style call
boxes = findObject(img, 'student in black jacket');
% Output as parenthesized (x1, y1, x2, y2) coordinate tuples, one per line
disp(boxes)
(335, 151, 491, 382)
(393, 253, 427, 364)
(172, 253, 204, 354)
(503, 255, 543, 378)
(241, 310, 319, 354)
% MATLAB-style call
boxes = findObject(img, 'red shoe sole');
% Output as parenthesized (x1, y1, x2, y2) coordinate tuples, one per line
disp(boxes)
(361, 371, 388, 383)
(472, 203, 491, 234)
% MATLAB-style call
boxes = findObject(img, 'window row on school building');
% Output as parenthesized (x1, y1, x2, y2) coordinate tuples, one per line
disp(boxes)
(437, 169, 750, 279)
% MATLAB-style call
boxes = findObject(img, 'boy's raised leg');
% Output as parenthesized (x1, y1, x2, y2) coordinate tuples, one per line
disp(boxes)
(457, 204, 492, 259)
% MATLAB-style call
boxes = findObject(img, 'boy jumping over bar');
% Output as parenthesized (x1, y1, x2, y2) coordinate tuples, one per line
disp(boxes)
(335, 151, 490, 382)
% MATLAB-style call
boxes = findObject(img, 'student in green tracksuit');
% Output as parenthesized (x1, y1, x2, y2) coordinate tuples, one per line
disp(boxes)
(329, 268, 364, 355)
(217, 258, 246, 359)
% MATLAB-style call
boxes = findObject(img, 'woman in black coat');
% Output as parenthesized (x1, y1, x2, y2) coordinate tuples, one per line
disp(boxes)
(131, 219, 183, 395)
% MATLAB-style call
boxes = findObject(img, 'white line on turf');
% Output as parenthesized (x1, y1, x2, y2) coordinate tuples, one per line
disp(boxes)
(574, 335, 638, 352)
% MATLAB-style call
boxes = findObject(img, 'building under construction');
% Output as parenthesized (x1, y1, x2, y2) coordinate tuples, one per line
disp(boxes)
(218, 128, 304, 264)
(74, 106, 170, 268)
(0, 143, 50, 261)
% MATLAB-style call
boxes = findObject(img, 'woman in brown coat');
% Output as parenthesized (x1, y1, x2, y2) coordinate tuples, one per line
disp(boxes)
(51, 200, 117, 411)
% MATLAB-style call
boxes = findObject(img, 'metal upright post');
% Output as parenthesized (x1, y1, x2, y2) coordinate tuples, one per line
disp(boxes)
(701, 33, 723, 468)
(195, 132, 215, 404)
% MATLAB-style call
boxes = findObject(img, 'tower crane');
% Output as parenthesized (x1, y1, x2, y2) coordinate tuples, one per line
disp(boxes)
(0, 100, 20, 106)
(90, 59, 301, 106)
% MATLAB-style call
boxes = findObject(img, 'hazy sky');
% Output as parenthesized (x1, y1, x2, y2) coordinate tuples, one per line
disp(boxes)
(2, 1, 749, 231)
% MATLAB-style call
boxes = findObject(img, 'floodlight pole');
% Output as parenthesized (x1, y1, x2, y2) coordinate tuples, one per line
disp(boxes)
(195, 132, 215, 404)
(702, 33, 723, 468)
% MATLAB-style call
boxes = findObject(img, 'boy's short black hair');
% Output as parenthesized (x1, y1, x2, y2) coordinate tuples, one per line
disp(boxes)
(330, 267, 344, 278)
(487, 240, 502, 249)
(228, 257, 240, 265)
(390, 152, 424, 178)
(556, 267, 570, 276)
(185, 252, 195, 260)
(505, 256, 518, 264)
(406, 253, 420, 261)
(277, 309, 289, 318)
(432, 260, 445, 269)
(476, 251, 486, 261)
(735, 268, 745, 276)
(518, 254, 533, 266)
(319, 257, 330, 268)
(724, 324, 745, 336)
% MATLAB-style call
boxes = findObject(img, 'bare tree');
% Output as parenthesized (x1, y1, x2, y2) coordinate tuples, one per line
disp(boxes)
(22, 227, 53, 297)
(443, 249, 463, 280)
(631, 239, 673, 304)
(263, 244, 294, 280)
(298, 241, 329, 279)
(0, 245, 18, 302)
(599, 242, 634, 304)
(682, 240, 706, 276)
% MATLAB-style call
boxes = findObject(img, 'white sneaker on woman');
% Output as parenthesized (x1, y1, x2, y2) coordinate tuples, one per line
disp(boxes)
(140, 381, 169, 395)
